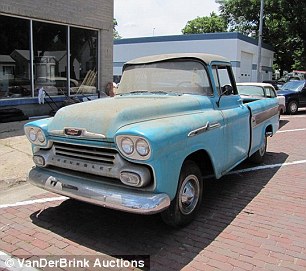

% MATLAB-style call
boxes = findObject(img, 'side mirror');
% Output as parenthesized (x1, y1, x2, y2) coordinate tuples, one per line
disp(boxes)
(216, 84, 234, 107)
(221, 84, 233, 95)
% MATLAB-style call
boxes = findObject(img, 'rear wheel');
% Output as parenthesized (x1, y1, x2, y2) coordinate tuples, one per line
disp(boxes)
(161, 160, 203, 227)
(286, 100, 298, 114)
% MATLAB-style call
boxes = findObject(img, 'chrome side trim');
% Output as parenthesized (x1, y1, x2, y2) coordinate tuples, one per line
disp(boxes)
(252, 106, 279, 128)
(28, 167, 170, 214)
(188, 121, 221, 137)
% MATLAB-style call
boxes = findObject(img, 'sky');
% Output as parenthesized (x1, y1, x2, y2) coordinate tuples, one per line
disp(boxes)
(114, 0, 220, 39)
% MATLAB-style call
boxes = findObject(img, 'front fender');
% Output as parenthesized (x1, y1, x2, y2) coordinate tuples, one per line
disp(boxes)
(115, 111, 223, 199)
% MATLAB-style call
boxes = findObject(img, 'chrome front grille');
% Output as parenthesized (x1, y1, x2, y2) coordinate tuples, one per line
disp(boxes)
(53, 142, 117, 165)
(35, 141, 153, 188)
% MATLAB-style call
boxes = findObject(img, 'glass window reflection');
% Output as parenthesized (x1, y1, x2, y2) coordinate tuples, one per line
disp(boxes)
(0, 16, 30, 99)
(33, 21, 67, 96)
(70, 27, 97, 95)
(0, 15, 99, 99)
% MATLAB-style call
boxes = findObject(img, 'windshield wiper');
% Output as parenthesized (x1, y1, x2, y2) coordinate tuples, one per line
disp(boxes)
(118, 90, 149, 96)
(129, 90, 149, 94)
(119, 90, 182, 96)
(150, 90, 169, 94)
(151, 90, 182, 96)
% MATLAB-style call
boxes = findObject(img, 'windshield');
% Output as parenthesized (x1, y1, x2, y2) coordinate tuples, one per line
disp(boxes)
(117, 60, 213, 96)
(237, 85, 265, 97)
(280, 81, 304, 92)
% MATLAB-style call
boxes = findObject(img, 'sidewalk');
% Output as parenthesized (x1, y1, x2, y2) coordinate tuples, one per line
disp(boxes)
(0, 120, 33, 189)
(0, 119, 45, 204)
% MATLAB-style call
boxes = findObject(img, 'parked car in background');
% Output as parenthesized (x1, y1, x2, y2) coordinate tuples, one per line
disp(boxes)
(264, 71, 306, 90)
(237, 83, 286, 116)
(277, 80, 306, 114)
(36, 77, 79, 96)
(0, 78, 31, 98)
(36, 77, 79, 88)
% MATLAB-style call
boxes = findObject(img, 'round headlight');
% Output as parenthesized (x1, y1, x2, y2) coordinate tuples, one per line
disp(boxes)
(37, 130, 46, 143)
(29, 128, 37, 142)
(121, 137, 134, 155)
(136, 138, 150, 156)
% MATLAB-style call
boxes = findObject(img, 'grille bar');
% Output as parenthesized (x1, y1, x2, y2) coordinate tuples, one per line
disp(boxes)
(53, 142, 117, 165)
(54, 144, 115, 158)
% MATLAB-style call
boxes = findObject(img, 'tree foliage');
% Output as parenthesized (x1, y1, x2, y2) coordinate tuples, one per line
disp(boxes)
(219, 0, 306, 73)
(182, 12, 227, 34)
(113, 19, 121, 40)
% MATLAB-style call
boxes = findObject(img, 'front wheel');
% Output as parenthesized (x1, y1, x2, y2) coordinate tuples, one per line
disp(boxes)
(161, 161, 203, 227)
(286, 100, 298, 115)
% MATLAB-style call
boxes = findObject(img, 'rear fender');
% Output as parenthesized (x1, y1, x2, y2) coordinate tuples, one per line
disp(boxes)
(247, 98, 279, 157)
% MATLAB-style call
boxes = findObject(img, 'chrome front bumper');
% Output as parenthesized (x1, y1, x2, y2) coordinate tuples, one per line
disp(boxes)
(28, 167, 170, 214)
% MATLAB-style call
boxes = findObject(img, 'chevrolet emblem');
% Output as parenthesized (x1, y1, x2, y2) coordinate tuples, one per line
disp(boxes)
(64, 128, 83, 136)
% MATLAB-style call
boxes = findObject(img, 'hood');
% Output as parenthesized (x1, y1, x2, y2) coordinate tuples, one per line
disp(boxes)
(277, 89, 296, 96)
(48, 95, 202, 139)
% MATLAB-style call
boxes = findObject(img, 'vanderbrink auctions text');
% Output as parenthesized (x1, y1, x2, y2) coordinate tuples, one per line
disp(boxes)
(4, 256, 148, 270)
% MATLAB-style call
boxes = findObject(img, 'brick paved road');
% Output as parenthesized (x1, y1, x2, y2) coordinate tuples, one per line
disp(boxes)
(0, 113, 306, 271)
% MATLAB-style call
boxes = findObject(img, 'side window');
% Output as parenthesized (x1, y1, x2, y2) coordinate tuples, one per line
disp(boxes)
(212, 65, 236, 95)
(264, 87, 276, 98)
(196, 68, 213, 96)
(212, 66, 220, 94)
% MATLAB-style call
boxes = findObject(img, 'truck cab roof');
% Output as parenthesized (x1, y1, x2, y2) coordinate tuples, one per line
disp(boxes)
(124, 53, 229, 67)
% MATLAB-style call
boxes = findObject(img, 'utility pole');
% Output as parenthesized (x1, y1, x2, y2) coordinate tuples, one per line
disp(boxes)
(257, 0, 264, 82)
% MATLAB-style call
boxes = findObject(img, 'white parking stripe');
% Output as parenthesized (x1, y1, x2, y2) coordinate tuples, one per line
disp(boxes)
(228, 159, 306, 175)
(0, 196, 67, 209)
(281, 114, 306, 118)
(277, 128, 306, 133)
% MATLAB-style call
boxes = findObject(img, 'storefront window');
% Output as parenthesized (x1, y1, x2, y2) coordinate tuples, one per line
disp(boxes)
(0, 16, 30, 99)
(33, 21, 67, 96)
(0, 15, 99, 100)
(70, 27, 98, 95)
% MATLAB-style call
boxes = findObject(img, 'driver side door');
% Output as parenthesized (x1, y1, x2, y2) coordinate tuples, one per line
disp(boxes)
(300, 83, 306, 106)
(212, 64, 250, 172)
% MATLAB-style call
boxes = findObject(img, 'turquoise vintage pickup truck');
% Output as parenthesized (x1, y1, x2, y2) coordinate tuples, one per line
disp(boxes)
(25, 53, 279, 226)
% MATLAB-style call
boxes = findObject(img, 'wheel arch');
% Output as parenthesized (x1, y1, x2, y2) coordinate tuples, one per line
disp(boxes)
(184, 149, 215, 179)
(265, 123, 274, 136)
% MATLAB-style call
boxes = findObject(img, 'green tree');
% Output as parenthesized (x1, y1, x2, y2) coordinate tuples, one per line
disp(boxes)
(182, 12, 227, 34)
(113, 19, 121, 40)
(279, 0, 306, 71)
(219, 0, 306, 73)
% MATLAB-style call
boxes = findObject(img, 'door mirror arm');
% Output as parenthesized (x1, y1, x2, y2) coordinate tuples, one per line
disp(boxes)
(216, 85, 233, 107)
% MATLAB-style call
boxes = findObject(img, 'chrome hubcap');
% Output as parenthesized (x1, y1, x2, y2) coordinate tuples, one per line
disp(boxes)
(290, 103, 297, 113)
(179, 175, 200, 215)
(259, 138, 266, 156)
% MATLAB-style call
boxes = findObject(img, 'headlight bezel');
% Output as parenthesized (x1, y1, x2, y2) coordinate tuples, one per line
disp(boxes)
(116, 135, 151, 160)
(24, 126, 47, 146)
(29, 128, 37, 142)
(121, 137, 134, 155)
(135, 138, 150, 157)
(37, 130, 46, 143)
